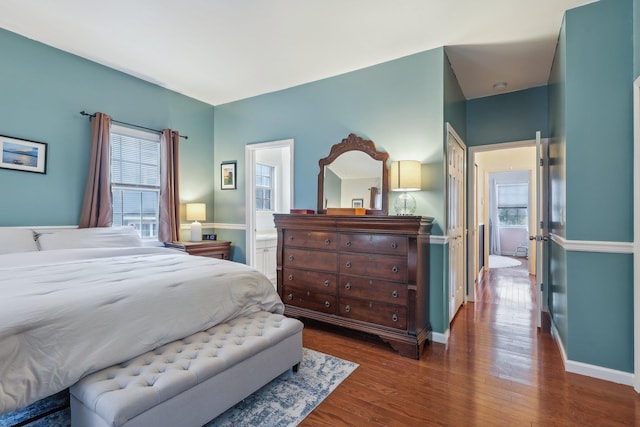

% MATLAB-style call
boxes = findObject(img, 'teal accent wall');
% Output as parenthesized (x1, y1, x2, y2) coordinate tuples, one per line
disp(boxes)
(0, 29, 215, 227)
(443, 53, 467, 142)
(547, 0, 635, 373)
(635, 0, 640, 78)
(428, 241, 448, 334)
(466, 86, 549, 147)
(565, 0, 633, 243)
(214, 48, 449, 236)
(568, 251, 634, 371)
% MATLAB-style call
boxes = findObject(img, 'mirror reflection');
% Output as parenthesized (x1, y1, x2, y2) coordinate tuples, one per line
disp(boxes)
(317, 133, 389, 215)
(323, 151, 383, 210)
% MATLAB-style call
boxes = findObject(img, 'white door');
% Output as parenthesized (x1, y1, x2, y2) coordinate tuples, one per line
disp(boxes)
(532, 131, 549, 328)
(447, 125, 466, 321)
(245, 139, 294, 269)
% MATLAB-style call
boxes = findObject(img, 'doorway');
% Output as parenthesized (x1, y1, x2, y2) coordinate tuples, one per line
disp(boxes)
(467, 141, 538, 306)
(245, 139, 294, 287)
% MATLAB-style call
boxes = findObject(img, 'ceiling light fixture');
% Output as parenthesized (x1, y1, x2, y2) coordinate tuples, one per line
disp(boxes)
(493, 82, 508, 90)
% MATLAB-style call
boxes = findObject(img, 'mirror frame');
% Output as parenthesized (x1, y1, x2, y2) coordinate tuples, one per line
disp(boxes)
(317, 133, 389, 215)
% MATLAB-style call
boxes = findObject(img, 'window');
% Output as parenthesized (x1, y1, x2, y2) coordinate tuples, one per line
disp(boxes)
(110, 125, 161, 240)
(497, 183, 528, 226)
(256, 163, 274, 211)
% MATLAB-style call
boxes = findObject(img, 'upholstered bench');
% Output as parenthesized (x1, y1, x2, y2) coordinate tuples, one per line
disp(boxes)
(70, 311, 303, 427)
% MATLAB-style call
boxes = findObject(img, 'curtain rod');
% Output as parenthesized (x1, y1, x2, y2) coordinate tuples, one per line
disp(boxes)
(79, 111, 189, 140)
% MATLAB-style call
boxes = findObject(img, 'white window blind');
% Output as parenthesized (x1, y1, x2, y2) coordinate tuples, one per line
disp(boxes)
(110, 125, 161, 239)
(497, 183, 528, 207)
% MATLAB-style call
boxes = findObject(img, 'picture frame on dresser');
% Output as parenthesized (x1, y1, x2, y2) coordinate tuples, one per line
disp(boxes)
(0, 135, 47, 174)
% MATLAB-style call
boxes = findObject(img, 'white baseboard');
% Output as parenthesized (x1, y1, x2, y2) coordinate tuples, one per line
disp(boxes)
(550, 319, 633, 386)
(431, 329, 449, 344)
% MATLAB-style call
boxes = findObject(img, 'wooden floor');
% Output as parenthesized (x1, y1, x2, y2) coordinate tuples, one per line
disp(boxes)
(300, 260, 640, 426)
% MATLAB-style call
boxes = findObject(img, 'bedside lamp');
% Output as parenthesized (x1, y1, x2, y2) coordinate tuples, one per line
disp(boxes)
(186, 203, 206, 242)
(390, 160, 421, 215)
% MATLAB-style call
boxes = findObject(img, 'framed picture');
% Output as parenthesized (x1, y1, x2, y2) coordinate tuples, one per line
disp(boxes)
(0, 135, 47, 174)
(221, 161, 237, 190)
(352, 198, 364, 208)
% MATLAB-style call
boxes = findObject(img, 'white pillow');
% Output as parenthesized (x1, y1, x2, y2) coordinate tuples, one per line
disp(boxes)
(0, 228, 38, 254)
(37, 227, 143, 250)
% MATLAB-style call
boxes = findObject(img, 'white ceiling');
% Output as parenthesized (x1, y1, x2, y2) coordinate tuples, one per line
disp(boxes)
(0, 0, 595, 105)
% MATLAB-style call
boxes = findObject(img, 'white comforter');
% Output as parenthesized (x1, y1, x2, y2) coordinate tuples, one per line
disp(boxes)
(0, 247, 284, 414)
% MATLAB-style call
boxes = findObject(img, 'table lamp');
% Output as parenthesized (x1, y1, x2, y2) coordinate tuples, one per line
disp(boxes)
(390, 160, 421, 215)
(186, 203, 206, 242)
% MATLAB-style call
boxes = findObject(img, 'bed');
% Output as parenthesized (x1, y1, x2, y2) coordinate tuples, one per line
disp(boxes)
(0, 227, 302, 423)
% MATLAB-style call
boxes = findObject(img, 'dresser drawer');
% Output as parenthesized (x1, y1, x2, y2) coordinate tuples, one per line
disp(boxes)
(339, 253, 407, 281)
(283, 286, 337, 314)
(338, 233, 407, 256)
(339, 275, 408, 305)
(283, 267, 337, 294)
(339, 297, 407, 329)
(284, 248, 338, 272)
(283, 230, 337, 250)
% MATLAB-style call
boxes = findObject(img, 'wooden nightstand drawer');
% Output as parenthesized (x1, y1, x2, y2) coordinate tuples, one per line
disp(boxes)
(165, 241, 231, 260)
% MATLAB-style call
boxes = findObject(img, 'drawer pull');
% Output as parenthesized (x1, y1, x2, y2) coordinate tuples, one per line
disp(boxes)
(325, 301, 331, 308)
(345, 305, 351, 313)
(345, 261, 351, 268)
(287, 293, 293, 300)
(288, 274, 294, 281)
(288, 235, 294, 241)
(345, 282, 351, 290)
(345, 240, 352, 247)
(325, 238, 331, 245)
(323, 279, 330, 287)
(391, 242, 398, 249)
(392, 290, 398, 298)
(392, 314, 398, 322)
(392, 266, 398, 273)
(288, 255, 294, 261)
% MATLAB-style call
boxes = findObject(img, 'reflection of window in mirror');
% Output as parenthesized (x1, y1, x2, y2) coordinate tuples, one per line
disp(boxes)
(256, 163, 274, 211)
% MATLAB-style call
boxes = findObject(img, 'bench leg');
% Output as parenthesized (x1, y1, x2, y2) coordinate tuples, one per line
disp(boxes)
(292, 362, 300, 373)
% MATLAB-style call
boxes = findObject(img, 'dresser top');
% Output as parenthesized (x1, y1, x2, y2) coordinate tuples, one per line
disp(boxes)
(273, 214, 434, 235)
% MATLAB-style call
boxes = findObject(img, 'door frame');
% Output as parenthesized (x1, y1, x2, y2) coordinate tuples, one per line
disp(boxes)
(467, 138, 543, 303)
(632, 76, 639, 392)
(245, 139, 294, 268)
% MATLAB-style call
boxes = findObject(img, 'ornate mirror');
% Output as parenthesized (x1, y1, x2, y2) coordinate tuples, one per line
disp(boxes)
(317, 133, 389, 215)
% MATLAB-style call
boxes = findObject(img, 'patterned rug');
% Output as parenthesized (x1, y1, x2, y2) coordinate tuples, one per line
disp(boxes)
(1, 348, 358, 427)
(489, 254, 522, 268)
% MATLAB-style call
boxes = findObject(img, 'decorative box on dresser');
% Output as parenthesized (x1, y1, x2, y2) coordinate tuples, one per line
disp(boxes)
(274, 214, 433, 359)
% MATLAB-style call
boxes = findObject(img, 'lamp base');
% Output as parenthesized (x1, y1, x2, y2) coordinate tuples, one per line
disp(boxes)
(394, 192, 416, 216)
(190, 221, 202, 242)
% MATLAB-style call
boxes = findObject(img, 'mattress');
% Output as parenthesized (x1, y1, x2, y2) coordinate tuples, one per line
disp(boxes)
(0, 247, 284, 414)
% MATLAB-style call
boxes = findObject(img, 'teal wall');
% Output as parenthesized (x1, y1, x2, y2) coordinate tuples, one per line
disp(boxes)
(547, 0, 635, 373)
(0, 29, 215, 228)
(635, 0, 640, 78)
(466, 86, 549, 147)
(443, 53, 467, 142)
(214, 48, 455, 333)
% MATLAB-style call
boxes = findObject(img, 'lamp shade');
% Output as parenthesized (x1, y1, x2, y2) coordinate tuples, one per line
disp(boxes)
(390, 160, 421, 191)
(186, 203, 206, 221)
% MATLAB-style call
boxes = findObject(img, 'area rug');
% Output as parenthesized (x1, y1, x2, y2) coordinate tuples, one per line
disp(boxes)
(1, 348, 358, 427)
(489, 254, 522, 269)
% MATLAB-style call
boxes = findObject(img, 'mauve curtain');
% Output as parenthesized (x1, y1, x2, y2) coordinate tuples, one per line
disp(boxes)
(158, 129, 180, 242)
(79, 112, 112, 228)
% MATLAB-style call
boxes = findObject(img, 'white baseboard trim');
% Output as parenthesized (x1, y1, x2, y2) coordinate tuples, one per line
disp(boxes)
(550, 318, 633, 386)
(550, 234, 633, 254)
(431, 329, 449, 344)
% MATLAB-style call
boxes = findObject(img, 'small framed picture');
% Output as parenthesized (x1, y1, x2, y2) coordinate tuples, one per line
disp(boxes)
(352, 198, 364, 208)
(221, 161, 237, 190)
(0, 135, 47, 174)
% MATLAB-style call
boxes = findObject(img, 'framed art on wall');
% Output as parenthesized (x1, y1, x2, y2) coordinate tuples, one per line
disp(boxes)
(221, 161, 237, 190)
(0, 135, 47, 174)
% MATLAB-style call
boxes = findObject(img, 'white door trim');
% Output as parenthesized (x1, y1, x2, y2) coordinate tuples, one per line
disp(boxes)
(633, 76, 639, 393)
(245, 139, 294, 268)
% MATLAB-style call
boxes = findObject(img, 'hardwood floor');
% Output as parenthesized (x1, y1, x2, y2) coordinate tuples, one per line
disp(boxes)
(299, 260, 640, 426)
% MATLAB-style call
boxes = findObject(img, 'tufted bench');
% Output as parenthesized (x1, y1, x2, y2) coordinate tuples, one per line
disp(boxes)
(70, 311, 303, 427)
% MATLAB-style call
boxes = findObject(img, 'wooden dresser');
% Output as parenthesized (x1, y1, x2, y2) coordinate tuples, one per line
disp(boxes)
(274, 214, 433, 359)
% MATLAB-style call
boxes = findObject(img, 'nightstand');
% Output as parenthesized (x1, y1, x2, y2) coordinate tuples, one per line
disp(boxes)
(165, 240, 231, 260)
